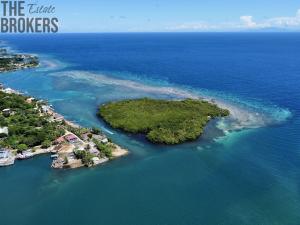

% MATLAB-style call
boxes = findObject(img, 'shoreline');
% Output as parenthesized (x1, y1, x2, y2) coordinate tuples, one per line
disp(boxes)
(0, 45, 128, 169)
(0, 84, 129, 169)
(0, 47, 39, 73)
(99, 98, 230, 145)
(0, 40, 291, 168)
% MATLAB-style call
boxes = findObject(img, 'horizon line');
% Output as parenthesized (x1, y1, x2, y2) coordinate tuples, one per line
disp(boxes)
(1, 31, 300, 35)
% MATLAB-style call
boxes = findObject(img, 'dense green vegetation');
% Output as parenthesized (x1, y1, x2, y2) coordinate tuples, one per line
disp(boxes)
(74, 150, 95, 166)
(93, 138, 113, 158)
(74, 141, 113, 166)
(0, 92, 64, 151)
(99, 98, 230, 144)
(65, 125, 89, 139)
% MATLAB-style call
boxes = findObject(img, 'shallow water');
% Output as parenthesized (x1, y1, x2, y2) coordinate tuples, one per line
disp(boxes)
(0, 33, 299, 225)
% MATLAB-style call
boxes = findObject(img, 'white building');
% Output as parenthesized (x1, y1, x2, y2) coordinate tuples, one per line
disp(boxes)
(41, 105, 51, 113)
(101, 138, 109, 144)
(0, 127, 8, 135)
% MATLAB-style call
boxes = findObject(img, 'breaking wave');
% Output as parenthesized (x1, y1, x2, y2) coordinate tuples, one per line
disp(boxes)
(49, 70, 292, 136)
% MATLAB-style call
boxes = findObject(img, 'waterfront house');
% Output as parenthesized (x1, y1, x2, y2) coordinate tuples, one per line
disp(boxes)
(92, 157, 101, 165)
(41, 105, 51, 113)
(93, 134, 109, 143)
(89, 147, 99, 155)
(64, 134, 78, 143)
(101, 138, 109, 144)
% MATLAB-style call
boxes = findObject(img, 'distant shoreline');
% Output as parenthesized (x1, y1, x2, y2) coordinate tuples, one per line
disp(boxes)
(0, 47, 39, 72)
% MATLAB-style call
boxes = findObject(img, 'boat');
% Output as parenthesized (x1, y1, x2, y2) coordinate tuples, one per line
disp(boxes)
(51, 154, 59, 159)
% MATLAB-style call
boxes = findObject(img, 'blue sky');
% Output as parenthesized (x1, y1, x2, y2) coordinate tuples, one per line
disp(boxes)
(36, 0, 300, 32)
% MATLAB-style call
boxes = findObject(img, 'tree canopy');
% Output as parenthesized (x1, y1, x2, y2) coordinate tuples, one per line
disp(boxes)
(0, 92, 64, 151)
(99, 98, 229, 144)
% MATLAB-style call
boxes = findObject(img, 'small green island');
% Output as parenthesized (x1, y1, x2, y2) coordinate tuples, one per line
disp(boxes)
(99, 98, 230, 144)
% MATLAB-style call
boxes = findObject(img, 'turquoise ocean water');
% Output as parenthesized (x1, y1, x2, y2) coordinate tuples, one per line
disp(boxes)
(0, 33, 299, 225)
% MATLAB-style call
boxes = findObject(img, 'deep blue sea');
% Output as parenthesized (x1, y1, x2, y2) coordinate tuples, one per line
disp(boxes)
(0, 33, 299, 225)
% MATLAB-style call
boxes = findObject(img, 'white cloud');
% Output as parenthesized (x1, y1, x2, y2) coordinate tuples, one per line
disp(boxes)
(240, 16, 257, 28)
(167, 9, 300, 31)
(266, 14, 300, 28)
(244, 9, 300, 29)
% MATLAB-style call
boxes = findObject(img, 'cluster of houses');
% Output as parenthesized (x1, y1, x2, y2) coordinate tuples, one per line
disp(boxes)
(36, 98, 112, 168)
(0, 84, 122, 169)
(0, 85, 21, 95)
(55, 133, 81, 145)
(0, 48, 39, 72)
(0, 84, 14, 138)
(51, 131, 110, 169)
(0, 114, 11, 165)
(0, 84, 23, 137)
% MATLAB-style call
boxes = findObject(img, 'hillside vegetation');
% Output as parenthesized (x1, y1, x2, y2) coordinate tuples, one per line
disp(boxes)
(99, 98, 229, 144)
(0, 92, 64, 151)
